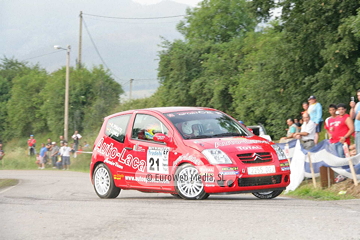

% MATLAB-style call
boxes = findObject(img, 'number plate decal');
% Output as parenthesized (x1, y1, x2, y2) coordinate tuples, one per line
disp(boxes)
(247, 165, 275, 175)
(147, 147, 170, 174)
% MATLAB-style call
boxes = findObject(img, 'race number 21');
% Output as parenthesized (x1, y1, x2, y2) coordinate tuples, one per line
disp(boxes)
(147, 147, 170, 174)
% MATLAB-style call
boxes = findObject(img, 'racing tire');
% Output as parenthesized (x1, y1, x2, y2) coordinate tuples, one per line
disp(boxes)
(93, 163, 121, 199)
(252, 190, 283, 199)
(174, 163, 209, 200)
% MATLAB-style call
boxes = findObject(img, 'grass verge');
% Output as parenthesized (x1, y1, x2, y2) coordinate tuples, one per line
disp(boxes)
(285, 179, 359, 200)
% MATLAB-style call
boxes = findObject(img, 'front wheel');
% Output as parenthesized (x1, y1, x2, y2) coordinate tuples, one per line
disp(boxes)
(174, 163, 209, 200)
(93, 163, 121, 198)
(252, 190, 283, 199)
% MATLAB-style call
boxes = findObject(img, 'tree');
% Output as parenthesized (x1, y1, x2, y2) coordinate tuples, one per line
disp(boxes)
(178, 0, 257, 43)
(0, 57, 33, 139)
(6, 68, 49, 137)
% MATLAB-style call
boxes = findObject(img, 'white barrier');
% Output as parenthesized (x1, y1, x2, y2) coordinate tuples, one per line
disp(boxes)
(277, 139, 360, 192)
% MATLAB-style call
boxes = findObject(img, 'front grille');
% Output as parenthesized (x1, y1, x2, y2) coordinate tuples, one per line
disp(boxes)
(238, 175, 282, 187)
(237, 152, 272, 164)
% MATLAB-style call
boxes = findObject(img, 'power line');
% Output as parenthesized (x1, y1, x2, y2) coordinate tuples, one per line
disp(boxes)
(22, 51, 62, 61)
(83, 18, 126, 82)
(82, 13, 185, 20)
(84, 16, 180, 25)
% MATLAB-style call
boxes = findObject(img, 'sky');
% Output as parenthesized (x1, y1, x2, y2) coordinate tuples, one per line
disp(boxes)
(0, 0, 203, 99)
(134, 0, 201, 6)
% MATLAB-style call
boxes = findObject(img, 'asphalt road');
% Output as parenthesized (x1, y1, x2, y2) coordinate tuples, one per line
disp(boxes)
(0, 170, 359, 240)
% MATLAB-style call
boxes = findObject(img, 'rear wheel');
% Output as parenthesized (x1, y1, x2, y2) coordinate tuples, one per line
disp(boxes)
(175, 163, 209, 200)
(252, 190, 283, 199)
(93, 163, 121, 198)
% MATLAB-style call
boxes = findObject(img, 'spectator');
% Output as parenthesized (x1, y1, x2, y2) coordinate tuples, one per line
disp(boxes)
(56, 141, 64, 169)
(59, 135, 64, 145)
(279, 118, 297, 143)
(0, 143, 5, 160)
(27, 135, 36, 156)
(301, 102, 309, 115)
(39, 143, 48, 169)
(324, 104, 338, 140)
(307, 95, 323, 144)
(349, 89, 360, 155)
(46, 139, 52, 165)
(330, 103, 354, 158)
(293, 113, 316, 150)
(43, 144, 51, 165)
(50, 142, 59, 168)
(71, 131, 82, 158)
(331, 103, 354, 183)
(294, 118, 301, 132)
(83, 141, 90, 149)
(60, 142, 72, 170)
(35, 154, 41, 168)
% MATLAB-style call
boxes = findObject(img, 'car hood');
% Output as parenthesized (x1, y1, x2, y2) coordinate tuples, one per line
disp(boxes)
(183, 135, 273, 153)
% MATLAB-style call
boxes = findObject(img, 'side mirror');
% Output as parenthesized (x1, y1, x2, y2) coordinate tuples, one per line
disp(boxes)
(153, 133, 172, 144)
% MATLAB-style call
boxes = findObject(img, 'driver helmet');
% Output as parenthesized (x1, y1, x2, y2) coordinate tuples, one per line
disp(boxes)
(145, 123, 160, 140)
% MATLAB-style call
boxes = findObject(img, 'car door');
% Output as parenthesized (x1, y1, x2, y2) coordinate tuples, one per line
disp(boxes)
(124, 112, 174, 191)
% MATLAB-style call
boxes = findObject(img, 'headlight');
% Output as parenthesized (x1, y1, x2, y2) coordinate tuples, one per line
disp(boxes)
(271, 145, 287, 160)
(202, 149, 232, 164)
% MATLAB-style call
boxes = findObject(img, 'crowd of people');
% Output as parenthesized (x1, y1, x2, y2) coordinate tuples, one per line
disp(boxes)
(279, 91, 360, 182)
(30, 131, 86, 170)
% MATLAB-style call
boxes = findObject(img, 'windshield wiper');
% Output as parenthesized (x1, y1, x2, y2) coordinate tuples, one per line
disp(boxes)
(212, 133, 242, 137)
(190, 135, 211, 139)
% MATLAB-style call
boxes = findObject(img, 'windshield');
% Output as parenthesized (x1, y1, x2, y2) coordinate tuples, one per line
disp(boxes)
(164, 110, 250, 139)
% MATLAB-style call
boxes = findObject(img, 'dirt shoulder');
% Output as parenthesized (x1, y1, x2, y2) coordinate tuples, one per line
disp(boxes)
(328, 179, 360, 198)
(0, 179, 19, 189)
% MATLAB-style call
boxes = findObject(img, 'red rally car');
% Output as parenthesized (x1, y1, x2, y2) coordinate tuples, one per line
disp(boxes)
(90, 107, 290, 200)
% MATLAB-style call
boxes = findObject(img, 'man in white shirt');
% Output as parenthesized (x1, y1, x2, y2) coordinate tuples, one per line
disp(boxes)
(293, 113, 316, 150)
(60, 142, 72, 170)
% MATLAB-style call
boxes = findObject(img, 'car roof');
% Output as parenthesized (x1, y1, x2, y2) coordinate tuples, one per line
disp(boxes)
(106, 106, 217, 119)
(145, 106, 216, 113)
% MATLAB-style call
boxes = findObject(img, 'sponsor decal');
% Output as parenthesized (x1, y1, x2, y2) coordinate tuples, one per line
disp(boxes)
(219, 171, 239, 175)
(155, 135, 166, 141)
(236, 146, 262, 151)
(205, 184, 216, 187)
(280, 162, 289, 167)
(95, 138, 146, 172)
(106, 122, 123, 137)
(104, 159, 123, 169)
(133, 144, 145, 152)
(199, 166, 215, 173)
(147, 147, 170, 174)
(144, 173, 215, 183)
(215, 140, 269, 148)
(113, 174, 124, 180)
(221, 167, 238, 171)
(173, 153, 203, 166)
(125, 175, 170, 184)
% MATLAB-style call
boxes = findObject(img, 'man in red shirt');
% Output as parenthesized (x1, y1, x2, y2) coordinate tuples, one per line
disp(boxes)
(324, 104, 338, 140)
(27, 135, 36, 156)
(330, 103, 354, 158)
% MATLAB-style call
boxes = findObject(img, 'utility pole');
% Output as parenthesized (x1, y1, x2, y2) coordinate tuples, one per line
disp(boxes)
(78, 11, 83, 68)
(65, 45, 71, 142)
(129, 79, 134, 100)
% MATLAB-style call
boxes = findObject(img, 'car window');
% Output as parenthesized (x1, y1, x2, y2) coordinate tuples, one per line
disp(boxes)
(131, 114, 168, 141)
(165, 110, 249, 139)
(105, 114, 131, 143)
